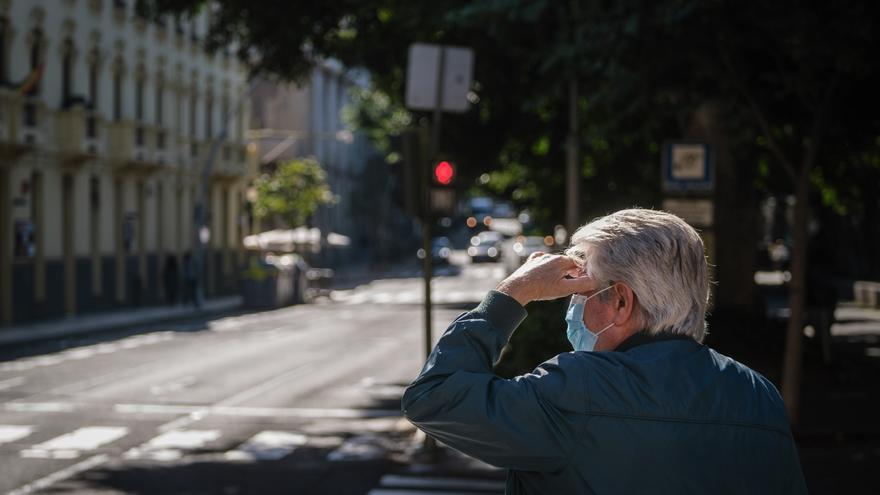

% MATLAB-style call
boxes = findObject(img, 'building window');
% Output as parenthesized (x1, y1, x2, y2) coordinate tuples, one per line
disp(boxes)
(61, 40, 74, 108)
(221, 94, 229, 138)
(155, 80, 163, 126)
(204, 92, 213, 140)
(135, 78, 144, 122)
(155, 78, 165, 149)
(189, 90, 197, 137)
(87, 52, 99, 138)
(112, 67, 122, 121)
(88, 55, 99, 107)
(25, 28, 44, 97)
(0, 18, 7, 83)
(189, 88, 198, 156)
(135, 74, 144, 145)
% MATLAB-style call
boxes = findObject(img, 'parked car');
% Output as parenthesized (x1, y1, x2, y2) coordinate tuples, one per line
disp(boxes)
(468, 230, 505, 263)
(418, 236, 453, 265)
(502, 235, 550, 274)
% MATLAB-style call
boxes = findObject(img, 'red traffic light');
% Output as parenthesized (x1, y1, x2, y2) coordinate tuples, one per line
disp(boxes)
(434, 161, 455, 185)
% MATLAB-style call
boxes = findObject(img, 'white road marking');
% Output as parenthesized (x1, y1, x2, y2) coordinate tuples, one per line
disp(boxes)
(7, 454, 108, 495)
(124, 429, 220, 461)
(0, 376, 25, 391)
(150, 376, 197, 395)
(157, 362, 313, 433)
(224, 431, 307, 461)
(327, 434, 388, 461)
(331, 289, 486, 306)
(368, 490, 499, 495)
(6, 402, 76, 413)
(378, 474, 506, 491)
(0, 425, 33, 445)
(114, 403, 400, 419)
(21, 426, 128, 459)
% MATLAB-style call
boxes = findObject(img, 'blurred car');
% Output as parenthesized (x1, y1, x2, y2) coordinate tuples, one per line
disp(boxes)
(417, 236, 453, 265)
(467, 231, 505, 263)
(492, 201, 516, 219)
(502, 235, 550, 274)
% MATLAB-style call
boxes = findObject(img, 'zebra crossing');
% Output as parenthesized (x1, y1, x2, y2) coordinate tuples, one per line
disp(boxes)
(0, 423, 366, 465)
(367, 474, 505, 495)
(331, 264, 506, 306)
(331, 289, 489, 306)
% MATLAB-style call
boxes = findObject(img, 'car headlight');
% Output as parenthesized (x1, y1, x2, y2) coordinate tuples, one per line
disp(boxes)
(487, 247, 498, 257)
(439, 248, 451, 258)
(468, 247, 477, 256)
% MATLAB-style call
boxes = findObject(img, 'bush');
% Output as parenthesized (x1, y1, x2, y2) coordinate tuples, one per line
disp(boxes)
(494, 298, 571, 378)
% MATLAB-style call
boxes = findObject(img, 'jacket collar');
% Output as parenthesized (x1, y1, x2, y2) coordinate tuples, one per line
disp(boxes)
(615, 331, 697, 352)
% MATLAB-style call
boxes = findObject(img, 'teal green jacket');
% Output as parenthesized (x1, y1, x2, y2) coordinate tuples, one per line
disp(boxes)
(402, 291, 807, 494)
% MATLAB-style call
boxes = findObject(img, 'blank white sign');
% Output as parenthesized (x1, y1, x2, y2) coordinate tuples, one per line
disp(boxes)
(406, 43, 473, 113)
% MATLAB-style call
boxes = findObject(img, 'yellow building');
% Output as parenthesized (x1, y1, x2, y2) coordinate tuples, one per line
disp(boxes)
(0, 0, 255, 325)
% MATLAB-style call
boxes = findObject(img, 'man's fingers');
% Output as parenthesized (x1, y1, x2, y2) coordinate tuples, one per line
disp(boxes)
(528, 251, 546, 261)
(560, 275, 599, 295)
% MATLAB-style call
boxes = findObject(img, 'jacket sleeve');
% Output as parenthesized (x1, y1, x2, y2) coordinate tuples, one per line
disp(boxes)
(401, 290, 580, 472)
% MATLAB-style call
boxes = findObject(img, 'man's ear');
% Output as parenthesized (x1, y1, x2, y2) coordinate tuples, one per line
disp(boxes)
(612, 283, 636, 324)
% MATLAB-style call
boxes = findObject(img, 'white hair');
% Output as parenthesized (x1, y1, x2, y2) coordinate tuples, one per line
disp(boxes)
(565, 208, 710, 342)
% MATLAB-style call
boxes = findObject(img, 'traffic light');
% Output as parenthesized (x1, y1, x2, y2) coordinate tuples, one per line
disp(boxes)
(433, 160, 455, 185)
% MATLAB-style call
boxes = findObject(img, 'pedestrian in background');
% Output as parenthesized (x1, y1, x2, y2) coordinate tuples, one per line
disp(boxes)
(163, 255, 180, 306)
(182, 252, 197, 308)
(403, 208, 806, 494)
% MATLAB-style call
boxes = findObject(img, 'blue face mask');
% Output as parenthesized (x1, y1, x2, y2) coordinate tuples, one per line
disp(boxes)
(565, 286, 615, 352)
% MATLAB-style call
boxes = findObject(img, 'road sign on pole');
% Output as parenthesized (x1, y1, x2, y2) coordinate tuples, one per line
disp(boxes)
(406, 42, 474, 460)
(406, 43, 474, 113)
(661, 141, 714, 194)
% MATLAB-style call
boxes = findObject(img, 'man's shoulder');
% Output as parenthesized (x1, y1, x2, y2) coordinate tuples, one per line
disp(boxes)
(704, 347, 787, 409)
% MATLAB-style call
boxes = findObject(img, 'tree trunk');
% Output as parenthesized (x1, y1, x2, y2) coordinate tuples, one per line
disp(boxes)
(565, 78, 580, 236)
(781, 165, 810, 427)
(688, 103, 757, 317)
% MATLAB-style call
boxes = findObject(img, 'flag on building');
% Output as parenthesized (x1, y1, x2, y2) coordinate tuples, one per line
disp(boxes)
(18, 63, 45, 95)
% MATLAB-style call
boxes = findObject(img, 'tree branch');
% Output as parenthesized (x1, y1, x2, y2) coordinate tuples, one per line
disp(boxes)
(803, 76, 838, 171)
(716, 39, 798, 180)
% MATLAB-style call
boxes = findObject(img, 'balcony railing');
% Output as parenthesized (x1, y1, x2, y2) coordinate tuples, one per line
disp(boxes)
(106, 120, 135, 165)
(55, 105, 91, 163)
(19, 97, 45, 146)
(0, 89, 18, 144)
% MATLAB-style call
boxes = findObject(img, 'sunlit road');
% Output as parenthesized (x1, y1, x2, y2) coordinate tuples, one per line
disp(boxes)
(0, 256, 505, 495)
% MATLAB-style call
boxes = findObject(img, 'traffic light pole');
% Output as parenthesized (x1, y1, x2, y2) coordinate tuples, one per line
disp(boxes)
(420, 47, 446, 459)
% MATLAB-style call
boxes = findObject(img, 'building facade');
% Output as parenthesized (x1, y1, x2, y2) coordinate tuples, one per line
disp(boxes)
(0, 0, 254, 325)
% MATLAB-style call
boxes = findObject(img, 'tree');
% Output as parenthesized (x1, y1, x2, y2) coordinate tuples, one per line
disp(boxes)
(141, 0, 880, 423)
(570, 0, 880, 425)
(252, 158, 334, 228)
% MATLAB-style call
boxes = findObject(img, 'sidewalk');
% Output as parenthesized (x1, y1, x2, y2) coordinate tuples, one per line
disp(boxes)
(0, 296, 242, 348)
(0, 260, 418, 349)
(364, 426, 507, 495)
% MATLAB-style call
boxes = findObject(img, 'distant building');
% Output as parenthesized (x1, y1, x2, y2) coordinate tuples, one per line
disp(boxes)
(249, 64, 376, 268)
(0, 0, 254, 325)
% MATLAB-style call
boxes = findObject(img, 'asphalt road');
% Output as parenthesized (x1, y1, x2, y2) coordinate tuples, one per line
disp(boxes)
(0, 256, 506, 495)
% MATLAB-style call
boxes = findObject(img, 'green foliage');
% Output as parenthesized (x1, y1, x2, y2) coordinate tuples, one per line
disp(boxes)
(252, 158, 334, 228)
(142, 0, 880, 241)
(341, 87, 412, 163)
(494, 299, 571, 378)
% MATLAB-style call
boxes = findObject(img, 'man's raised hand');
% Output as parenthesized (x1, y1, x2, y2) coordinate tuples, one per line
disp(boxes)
(495, 252, 599, 306)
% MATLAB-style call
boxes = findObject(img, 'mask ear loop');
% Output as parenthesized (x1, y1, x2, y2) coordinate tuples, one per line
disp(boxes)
(586, 284, 618, 336)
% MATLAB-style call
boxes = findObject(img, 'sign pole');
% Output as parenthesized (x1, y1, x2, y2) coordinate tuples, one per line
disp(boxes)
(421, 47, 446, 458)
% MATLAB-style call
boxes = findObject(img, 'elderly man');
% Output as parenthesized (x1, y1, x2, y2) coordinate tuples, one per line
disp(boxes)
(402, 209, 806, 494)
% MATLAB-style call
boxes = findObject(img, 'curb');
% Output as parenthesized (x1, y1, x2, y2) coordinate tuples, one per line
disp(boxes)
(0, 297, 242, 348)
